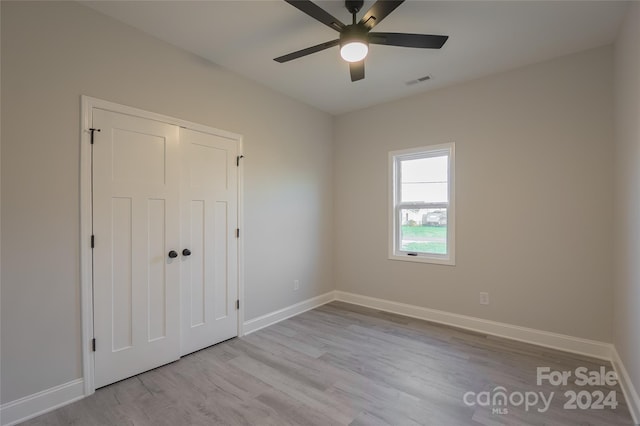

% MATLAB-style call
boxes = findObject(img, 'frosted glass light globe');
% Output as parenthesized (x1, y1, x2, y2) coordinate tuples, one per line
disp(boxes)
(340, 42, 368, 62)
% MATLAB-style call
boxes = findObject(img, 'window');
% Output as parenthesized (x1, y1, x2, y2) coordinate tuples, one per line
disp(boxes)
(389, 143, 455, 265)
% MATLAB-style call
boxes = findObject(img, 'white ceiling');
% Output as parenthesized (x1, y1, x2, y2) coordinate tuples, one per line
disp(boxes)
(83, 1, 628, 115)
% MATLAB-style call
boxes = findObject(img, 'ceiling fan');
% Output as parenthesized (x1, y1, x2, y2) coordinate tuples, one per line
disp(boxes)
(274, 0, 449, 82)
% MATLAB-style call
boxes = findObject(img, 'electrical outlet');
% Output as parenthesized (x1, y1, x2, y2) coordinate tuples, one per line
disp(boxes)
(293, 280, 300, 291)
(480, 292, 490, 305)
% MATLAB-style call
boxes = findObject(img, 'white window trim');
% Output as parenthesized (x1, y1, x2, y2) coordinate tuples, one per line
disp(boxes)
(388, 143, 456, 266)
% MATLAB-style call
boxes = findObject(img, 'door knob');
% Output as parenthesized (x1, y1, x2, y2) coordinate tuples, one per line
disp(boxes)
(168, 250, 178, 258)
(182, 249, 191, 257)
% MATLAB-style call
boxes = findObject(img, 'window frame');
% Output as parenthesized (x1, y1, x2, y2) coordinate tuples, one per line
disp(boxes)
(388, 143, 455, 265)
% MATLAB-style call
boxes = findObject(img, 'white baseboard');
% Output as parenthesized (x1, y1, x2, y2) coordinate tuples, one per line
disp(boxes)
(0, 291, 334, 425)
(334, 291, 613, 360)
(243, 289, 614, 360)
(611, 347, 640, 424)
(3, 291, 636, 426)
(243, 290, 336, 335)
(0, 379, 84, 426)
(334, 291, 640, 423)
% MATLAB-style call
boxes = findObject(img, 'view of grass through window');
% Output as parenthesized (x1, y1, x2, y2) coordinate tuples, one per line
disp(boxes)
(400, 208, 447, 254)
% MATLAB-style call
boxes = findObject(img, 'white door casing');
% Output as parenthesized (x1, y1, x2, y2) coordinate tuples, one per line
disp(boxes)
(92, 108, 181, 388)
(180, 128, 239, 356)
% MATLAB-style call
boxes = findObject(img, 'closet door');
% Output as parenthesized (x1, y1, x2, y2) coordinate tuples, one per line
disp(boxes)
(92, 108, 181, 388)
(180, 128, 239, 356)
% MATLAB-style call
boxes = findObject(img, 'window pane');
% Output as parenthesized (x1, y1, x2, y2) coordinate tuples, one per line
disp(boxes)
(399, 208, 447, 255)
(400, 155, 448, 203)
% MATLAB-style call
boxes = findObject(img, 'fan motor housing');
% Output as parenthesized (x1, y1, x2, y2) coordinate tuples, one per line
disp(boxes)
(345, 0, 364, 14)
(340, 24, 369, 46)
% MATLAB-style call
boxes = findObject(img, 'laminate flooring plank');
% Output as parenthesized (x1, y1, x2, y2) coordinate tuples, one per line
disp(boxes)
(349, 411, 394, 426)
(255, 388, 343, 426)
(328, 380, 430, 426)
(229, 339, 336, 392)
(256, 327, 327, 359)
(227, 354, 359, 425)
(190, 352, 273, 400)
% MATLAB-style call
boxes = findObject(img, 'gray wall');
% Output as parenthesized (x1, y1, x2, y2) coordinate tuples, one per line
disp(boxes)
(334, 46, 614, 342)
(0, 1, 333, 403)
(614, 1, 640, 407)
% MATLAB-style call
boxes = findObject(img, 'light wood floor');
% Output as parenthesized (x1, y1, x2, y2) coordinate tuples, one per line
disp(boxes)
(24, 302, 634, 425)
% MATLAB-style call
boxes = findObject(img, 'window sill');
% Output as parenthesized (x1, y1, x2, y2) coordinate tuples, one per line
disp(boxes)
(388, 253, 456, 266)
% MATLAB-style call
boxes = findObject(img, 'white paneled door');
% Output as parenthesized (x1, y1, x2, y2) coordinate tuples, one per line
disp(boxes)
(91, 107, 239, 388)
(92, 108, 181, 388)
(180, 128, 238, 356)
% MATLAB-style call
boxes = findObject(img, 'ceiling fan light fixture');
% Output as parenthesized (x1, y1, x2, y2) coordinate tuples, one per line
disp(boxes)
(339, 23, 369, 63)
(275, 0, 449, 82)
(340, 41, 368, 62)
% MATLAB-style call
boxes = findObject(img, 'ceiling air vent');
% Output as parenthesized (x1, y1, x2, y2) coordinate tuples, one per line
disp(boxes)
(406, 75, 432, 86)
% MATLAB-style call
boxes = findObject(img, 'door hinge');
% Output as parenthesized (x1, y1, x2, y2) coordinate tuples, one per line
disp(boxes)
(91, 338, 96, 352)
(236, 155, 244, 167)
(236, 228, 240, 238)
(91, 235, 95, 248)
(236, 300, 240, 310)
(89, 128, 101, 145)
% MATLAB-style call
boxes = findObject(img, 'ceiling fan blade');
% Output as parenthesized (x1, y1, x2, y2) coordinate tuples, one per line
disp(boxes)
(358, 0, 404, 31)
(274, 39, 340, 63)
(284, 0, 345, 31)
(349, 60, 365, 82)
(369, 32, 448, 49)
